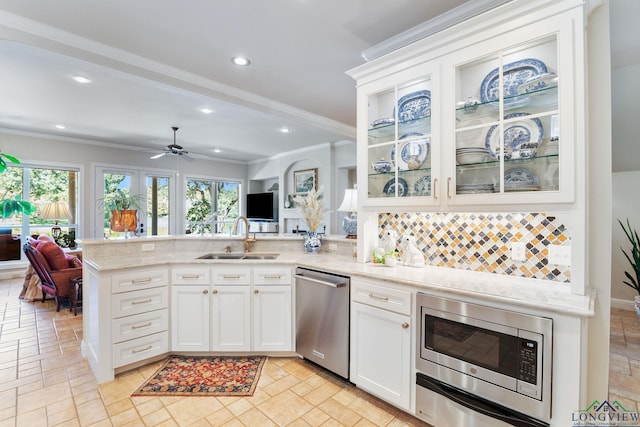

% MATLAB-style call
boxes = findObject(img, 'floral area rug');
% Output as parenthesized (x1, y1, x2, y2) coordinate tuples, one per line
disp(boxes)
(132, 355, 266, 397)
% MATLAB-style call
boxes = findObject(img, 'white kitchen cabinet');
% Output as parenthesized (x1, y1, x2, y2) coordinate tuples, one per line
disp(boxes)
(211, 266, 251, 351)
(349, 1, 583, 211)
(171, 284, 210, 351)
(252, 267, 292, 351)
(350, 280, 412, 411)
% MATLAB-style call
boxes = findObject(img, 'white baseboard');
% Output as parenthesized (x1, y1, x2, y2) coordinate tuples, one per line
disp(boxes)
(611, 297, 635, 311)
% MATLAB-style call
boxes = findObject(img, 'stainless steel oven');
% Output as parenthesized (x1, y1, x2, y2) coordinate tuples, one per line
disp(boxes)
(415, 293, 552, 426)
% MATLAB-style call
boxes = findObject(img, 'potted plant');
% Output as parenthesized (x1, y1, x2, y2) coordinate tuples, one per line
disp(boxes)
(619, 218, 640, 316)
(98, 190, 145, 232)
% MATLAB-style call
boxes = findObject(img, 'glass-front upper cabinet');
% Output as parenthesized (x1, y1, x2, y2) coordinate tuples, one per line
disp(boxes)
(453, 35, 560, 199)
(367, 78, 433, 201)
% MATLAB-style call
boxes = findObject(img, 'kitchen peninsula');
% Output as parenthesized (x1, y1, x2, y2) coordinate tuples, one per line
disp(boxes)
(80, 234, 594, 426)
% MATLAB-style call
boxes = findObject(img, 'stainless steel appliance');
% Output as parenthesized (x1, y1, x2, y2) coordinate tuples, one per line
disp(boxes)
(415, 293, 552, 426)
(295, 267, 350, 379)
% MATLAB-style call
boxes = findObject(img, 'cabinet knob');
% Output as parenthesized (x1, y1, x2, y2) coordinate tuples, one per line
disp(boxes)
(202, 289, 209, 295)
(254, 289, 259, 294)
(211, 289, 218, 294)
(402, 322, 409, 329)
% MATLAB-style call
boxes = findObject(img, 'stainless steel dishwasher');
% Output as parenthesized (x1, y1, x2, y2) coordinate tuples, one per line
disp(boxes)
(295, 267, 350, 379)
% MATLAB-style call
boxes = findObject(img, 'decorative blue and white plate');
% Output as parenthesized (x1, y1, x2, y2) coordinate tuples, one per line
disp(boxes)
(480, 58, 548, 107)
(484, 112, 544, 159)
(391, 133, 430, 171)
(395, 90, 431, 122)
(414, 175, 431, 196)
(383, 177, 409, 197)
(502, 167, 540, 191)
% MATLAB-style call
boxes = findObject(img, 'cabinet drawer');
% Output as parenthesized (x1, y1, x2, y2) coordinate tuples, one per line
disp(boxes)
(351, 280, 411, 316)
(112, 287, 168, 318)
(111, 268, 168, 293)
(112, 332, 168, 368)
(112, 309, 168, 344)
(212, 267, 250, 285)
(253, 267, 292, 285)
(172, 268, 210, 285)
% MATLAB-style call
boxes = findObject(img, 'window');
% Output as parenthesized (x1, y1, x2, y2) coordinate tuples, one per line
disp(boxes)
(0, 164, 79, 262)
(185, 179, 239, 234)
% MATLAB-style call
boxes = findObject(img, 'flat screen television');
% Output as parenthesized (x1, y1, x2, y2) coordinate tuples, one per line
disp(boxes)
(246, 192, 278, 221)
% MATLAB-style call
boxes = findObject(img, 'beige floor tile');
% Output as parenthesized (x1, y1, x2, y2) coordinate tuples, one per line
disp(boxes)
(237, 407, 279, 426)
(303, 381, 343, 406)
(318, 397, 362, 426)
(17, 381, 72, 413)
(258, 389, 315, 424)
(15, 406, 47, 427)
(262, 373, 302, 397)
(141, 406, 172, 426)
(301, 407, 331, 426)
(165, 395, 224, 426)
(205, 407, 236, 426)
(47, 405, 78, 426)
(76, 398, 109, 426)
(226, 398, 254, 417)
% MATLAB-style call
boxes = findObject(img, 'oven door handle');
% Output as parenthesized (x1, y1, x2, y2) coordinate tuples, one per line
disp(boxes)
(417, 374, 549, 427)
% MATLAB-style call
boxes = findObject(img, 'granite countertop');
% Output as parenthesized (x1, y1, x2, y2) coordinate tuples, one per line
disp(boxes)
(83, 249, 595, 318)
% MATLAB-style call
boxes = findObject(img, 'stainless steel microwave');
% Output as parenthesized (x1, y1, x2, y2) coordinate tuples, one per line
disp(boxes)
(416, 293, 553, 424)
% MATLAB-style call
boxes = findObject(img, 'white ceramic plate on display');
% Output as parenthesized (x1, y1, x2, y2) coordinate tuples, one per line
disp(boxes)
(383, 177, 409, 197)
(391, 133, 430, 171)
(480, 58, 548, 108)
(395, 90, 431, 122)
(484, 112, 544, 159)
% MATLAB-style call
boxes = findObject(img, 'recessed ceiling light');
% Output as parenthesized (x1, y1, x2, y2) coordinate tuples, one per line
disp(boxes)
(279, 127, 291, 133)
(199, 108, 214, 114)
(71, 75, 91, 84)
(231, 56, 250, 66)
(55, 124, 66, 130)
(213, 148, 222, 153)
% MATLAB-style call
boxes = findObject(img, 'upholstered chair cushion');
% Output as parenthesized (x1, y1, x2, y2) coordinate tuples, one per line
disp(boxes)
(36, 241, 68, 271)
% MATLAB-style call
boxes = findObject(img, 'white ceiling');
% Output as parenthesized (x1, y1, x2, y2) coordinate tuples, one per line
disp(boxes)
(0, 0, 472, 162)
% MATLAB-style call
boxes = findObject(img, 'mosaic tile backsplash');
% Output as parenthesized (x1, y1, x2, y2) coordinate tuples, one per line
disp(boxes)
(379, 212, 571, 283)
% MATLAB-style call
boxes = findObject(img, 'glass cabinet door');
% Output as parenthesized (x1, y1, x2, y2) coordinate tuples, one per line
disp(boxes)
(453, 35, 559, 197)
(367, 78, 432, 200)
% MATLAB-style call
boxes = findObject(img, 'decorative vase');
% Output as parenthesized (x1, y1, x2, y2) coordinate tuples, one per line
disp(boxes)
(303, 231, 322, 254)
(110, 209, 138, 232)
(635, 296, 640, 317)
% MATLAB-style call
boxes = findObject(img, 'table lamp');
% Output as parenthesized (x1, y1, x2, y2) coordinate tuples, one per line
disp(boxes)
(337, 186, 358, 239)
(40, 202, 71, 239)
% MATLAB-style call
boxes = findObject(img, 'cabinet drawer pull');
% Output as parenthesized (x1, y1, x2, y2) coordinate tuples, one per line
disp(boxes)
(131, 278, 152, 284)
(433, 178, 439, 199)
(180, 274, 202, 279)
(254, 289, 259, 294)
(402, 322, 410, 329)
(212, 289, 218, 294)
(447, 177, 452, 199)
(262, 275, 282, 279)
(202, 289, 209, 295)
(131, 322, 152, 330)
(368, 292, 389, 301)
(222, 275, 241, 279)
(131, 298, 153, 305)
(132, 345, 152, 354)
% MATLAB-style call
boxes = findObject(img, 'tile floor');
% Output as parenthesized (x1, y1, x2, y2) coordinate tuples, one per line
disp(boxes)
(609, 307, 640, 409)
(0, 277, 428, 426)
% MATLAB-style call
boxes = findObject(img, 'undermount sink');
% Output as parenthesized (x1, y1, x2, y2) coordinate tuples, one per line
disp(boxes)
(197, 252, 279, 260)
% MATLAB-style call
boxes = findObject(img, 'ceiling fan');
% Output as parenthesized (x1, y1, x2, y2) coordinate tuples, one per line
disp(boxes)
(150, 127, 195, 162)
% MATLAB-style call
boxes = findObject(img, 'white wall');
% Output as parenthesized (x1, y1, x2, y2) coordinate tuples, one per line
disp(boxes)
(612, 170, 640, 304)
(247, 140, 356, 235)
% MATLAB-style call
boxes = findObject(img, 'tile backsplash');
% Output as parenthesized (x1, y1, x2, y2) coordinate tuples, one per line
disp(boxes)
(378, 212, 571, 283)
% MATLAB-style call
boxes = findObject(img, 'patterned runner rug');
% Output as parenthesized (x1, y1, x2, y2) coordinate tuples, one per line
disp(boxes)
(132, 355, 266, 397)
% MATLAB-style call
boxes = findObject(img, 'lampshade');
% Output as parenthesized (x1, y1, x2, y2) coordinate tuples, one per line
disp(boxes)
(337, 188, 358, 213)
(338, 187, 357, 239)
(40, 202, 71, 239)
(40, 202, 71, 221)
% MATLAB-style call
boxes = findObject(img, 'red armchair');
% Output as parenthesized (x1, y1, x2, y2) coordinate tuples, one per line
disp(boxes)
(23, 240, 82, 312)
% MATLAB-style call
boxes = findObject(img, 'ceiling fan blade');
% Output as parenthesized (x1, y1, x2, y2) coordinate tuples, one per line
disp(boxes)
(182, 153, 196, 162)
(150, 152, 167, 159)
